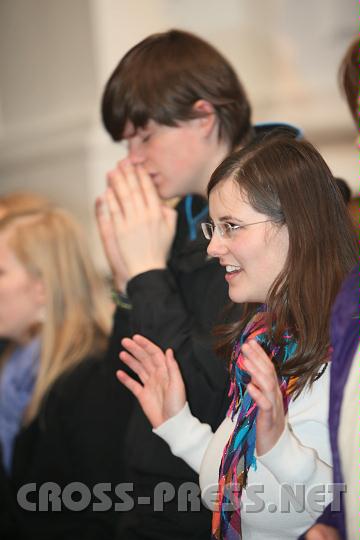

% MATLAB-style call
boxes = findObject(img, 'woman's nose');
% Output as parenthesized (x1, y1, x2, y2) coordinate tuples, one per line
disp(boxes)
(207, 232, 228, 258)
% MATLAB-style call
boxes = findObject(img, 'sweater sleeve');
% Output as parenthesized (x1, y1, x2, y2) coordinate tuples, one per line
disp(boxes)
(153, 402, 214, 473)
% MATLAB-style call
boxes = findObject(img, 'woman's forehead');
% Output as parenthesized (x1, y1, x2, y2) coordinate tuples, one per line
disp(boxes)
(209, 179, 248, 214)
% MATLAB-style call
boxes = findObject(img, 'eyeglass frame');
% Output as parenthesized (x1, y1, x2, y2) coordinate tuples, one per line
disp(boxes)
(200, 219, 279, 240)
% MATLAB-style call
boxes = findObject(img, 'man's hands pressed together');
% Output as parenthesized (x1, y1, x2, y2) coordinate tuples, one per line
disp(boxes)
(96, 160, 177, 293)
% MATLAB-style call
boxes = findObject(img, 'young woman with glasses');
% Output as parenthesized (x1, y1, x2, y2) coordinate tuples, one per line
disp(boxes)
(115, 135, 357, 540)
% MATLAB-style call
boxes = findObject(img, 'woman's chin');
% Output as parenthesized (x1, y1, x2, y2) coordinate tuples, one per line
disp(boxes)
(228, 287, 246, 304)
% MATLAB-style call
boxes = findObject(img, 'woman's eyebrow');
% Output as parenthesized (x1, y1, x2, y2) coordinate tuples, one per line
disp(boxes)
(217, 215, 243, 223)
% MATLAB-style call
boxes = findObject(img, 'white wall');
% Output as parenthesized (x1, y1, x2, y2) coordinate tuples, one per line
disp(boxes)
(0, 0, 357, 270)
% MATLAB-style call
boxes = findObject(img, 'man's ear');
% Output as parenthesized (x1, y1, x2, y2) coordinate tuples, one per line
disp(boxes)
(192, 100, 218, 137)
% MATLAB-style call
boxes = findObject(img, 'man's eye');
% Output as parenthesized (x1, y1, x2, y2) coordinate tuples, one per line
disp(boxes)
(226, 223, 241, 230)
(141, 134, 151, 143)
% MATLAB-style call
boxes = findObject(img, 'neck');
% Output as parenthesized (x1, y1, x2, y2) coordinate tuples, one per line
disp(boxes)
(14, 327, 41, 347)
(196, 140, 231, 198)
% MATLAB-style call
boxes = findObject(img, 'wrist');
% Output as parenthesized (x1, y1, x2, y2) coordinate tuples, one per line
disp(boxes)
(127, 262, 167, 279)
(113, 275, 127, 293)
(112, 289, 132, 310)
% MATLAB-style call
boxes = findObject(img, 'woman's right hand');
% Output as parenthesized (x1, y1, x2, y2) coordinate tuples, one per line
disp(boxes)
(116, 335, 186, 428)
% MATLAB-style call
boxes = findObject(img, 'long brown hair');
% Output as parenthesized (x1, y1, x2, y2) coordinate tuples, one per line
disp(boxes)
(0, 208, 111, 423)
(102, 29, 253, 149)
(208, 136, 358, 396)
(339, 37, 359, 126)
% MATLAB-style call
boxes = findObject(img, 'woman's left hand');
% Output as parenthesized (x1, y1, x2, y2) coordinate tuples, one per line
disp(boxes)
(242, 340, 286, 457)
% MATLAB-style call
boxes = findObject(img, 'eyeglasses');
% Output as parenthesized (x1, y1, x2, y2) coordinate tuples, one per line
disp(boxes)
(201, 220, 275, 240)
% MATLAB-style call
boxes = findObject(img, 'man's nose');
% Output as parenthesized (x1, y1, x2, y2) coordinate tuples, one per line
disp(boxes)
(127, 140, 146, 165)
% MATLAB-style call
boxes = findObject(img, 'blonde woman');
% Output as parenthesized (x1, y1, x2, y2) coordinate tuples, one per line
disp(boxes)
(0, 208, 128, 539)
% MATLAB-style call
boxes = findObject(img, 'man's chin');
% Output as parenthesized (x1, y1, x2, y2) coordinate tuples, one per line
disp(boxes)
(156, 182, 186, 203)
(156, 185, 174, 201)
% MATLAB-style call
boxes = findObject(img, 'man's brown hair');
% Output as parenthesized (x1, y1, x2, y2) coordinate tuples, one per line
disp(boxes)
(102, 29, 253, 149)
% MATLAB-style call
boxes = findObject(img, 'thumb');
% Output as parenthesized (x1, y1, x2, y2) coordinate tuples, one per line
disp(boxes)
(165, 349, 184, 387)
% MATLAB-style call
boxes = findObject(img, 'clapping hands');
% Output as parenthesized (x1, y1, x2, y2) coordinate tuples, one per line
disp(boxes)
(117, 335, 186, 429)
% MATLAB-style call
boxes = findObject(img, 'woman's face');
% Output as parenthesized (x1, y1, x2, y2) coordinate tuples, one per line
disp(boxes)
(207, 178, 289, 304)
(0, 231, 45, 344)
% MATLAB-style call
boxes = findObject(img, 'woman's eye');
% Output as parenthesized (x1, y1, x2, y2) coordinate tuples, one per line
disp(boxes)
(141, 134, 151, 143)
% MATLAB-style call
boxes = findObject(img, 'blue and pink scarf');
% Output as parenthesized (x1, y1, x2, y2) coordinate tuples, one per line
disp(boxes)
(211, 310, 297, 539)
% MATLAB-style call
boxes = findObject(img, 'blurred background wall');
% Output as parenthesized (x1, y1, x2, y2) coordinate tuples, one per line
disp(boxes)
(0, 0, 357, 269)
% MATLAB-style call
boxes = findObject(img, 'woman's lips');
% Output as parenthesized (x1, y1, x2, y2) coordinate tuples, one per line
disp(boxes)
(225, 269, 242, 281)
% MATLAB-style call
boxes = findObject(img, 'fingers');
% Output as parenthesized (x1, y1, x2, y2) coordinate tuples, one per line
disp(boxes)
(243, 340, 272, 373)
(242, 341, 277, 387)
(105, 185, 125, 229)
(242, 340, 281, 411)
(132, 335, 166, 364)
(247, 382, 272, 411)
(95, 195, 111, 234)
(107, 166, 135, 219)
(165, 348, 182, 381)
(136, 164, 161, 210)
(118, 350, 149, 384)
(117, 160, 146, 214)
(116, 370, 144, 399)
(95, 195, 110, 244)
(122, 336, 165, 370)
(107, 160, 160, 219)
(95, 195, 105, 220)
(96, 192, 118, 243)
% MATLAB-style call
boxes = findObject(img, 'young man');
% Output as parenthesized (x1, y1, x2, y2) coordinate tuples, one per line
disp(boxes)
(97, 29, 298, 539)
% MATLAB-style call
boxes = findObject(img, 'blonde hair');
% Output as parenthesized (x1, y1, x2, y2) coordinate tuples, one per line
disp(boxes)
(0, 191, 51, 219)
(0, 208, 111, 423)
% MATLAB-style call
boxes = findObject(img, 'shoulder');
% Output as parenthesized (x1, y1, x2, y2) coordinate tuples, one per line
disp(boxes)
(50, 355, 104, 397)
(289, 365, 330, 423)
(39, 354, 109, 424)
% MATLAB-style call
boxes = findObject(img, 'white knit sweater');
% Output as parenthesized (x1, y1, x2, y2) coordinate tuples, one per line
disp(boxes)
(154, 367, 332, 540)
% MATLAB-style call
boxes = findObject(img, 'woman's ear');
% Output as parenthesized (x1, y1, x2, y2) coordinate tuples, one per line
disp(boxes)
(192, 99, 218, 137)
(34, 278, 46, 309)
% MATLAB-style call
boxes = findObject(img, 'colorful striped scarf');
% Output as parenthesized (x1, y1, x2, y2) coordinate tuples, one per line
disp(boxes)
(211, 310, 297, 539)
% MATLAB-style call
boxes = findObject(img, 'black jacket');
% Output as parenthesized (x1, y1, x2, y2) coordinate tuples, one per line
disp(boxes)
(0, 354, 133, 540)
(110, 195, 242, 539)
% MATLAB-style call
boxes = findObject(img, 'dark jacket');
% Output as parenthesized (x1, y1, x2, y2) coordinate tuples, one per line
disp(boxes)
(0, 353, 133, 540)
(110, 194, 240, 539)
